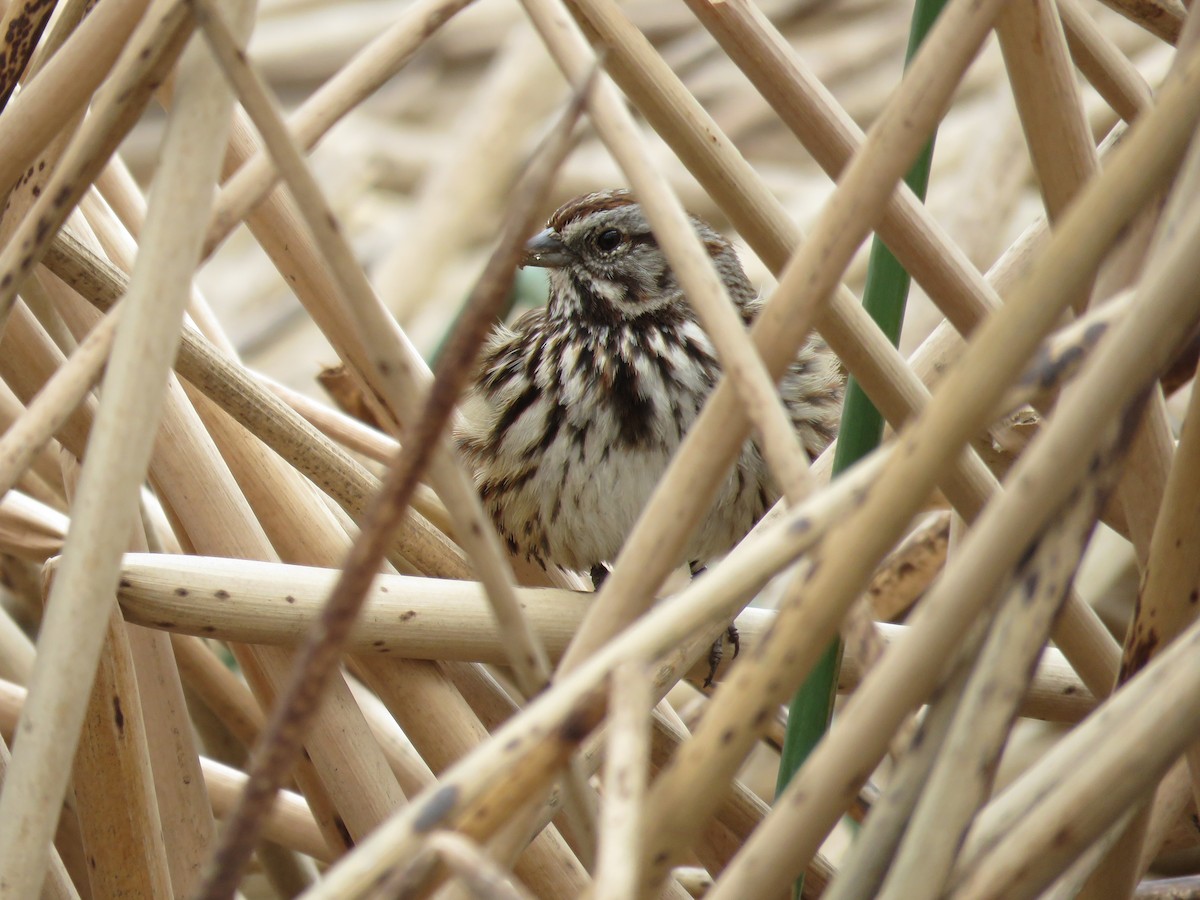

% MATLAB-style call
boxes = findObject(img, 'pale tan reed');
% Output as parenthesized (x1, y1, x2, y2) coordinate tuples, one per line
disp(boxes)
(1, 0, 1198, 896)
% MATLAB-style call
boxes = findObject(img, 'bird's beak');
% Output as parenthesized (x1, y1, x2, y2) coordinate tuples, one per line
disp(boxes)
(521, 229, 573, 268)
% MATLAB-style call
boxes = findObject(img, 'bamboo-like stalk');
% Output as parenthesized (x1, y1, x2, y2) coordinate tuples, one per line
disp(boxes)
(0, 303, 118, 499)
(0, 732, 78, 900)
(997, 0, 1100, 228)
(203, 0, 480, 254)
(41, 229, 468, 577)
(68, 604, 174, 899)
(878, 407, 1132, 900)
(1096, 0, 1185, 44)
(188, 8, 590, 888)
(949, 614, 1200, 897)
(0, 0, 153, 210)
(595, 662, 652, 900)
(0, 0, 55, 104)
(678, 0, 997, 333)
(374, 28, 565, 323)
(1058, 0, 1154, 121)
(0, 675, 330, 863)
(0, 6, 251, 888)
(0, 0, 1193, 894)
(705, 45, 1200, 900)
(1078, 47, 1200, 886)
(98, 553, 1095, 720)
(0, 0, 193, 336)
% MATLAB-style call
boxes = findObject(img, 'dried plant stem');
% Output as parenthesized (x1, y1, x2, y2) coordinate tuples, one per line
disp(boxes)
(0, 0, 152, 204)
(187, 6, 586, 889)
(878, 411, 1131, 900)
(107, 553, 1093, 721)
(68, 606, 174, 898)
(949, 616, 1200, 897)
(705, 46, 1200, 900)
(1097, 0, 1184, 44)
(204, 0, 479, 254)
(996, 0, 1098, 317)
(0, 0, 193, 337)
(375, 28, 565, 323)
(0, 0, 55, 104)
(0, 7, 248, 890)
(0, 302, 118, 500)
(1080, 92, 1200, 894)
(0, 733, 78, 900)
(1058, 0, 1154, 121)
(41, 230, 467, 578)
(0, 676, 329, 864)
(678, 0, 997, 332)
(595, 662, 652, 900)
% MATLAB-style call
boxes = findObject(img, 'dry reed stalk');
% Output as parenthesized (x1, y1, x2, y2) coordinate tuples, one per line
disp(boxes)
(41, 229, 465, 576)
(170, 634, 266, 747)
(0, 0, 152, 211)
(105, 553, 1095, 721)
(0, 733, 77, 900)
(1058, 0, 1154, 120)
(204, 0, 479, 254)
(0, 492, 65, 567)
(67, 603, 174, 898)
(878, 408, 1134, 900)
(704, 42, 1200, 900)
(996, 0, 1098, 313)
(1077, 50, 1200, 887)
(188, 17, 590, 889)
(375, 27, 565, 323)
(0, 304, 118, 498)
(0, 6, 253, 890)
(595, 662, 652, 900)
(0, 0, 54, 103)
(0, 0, 193, 336)
(1098, 0, 1185, 44)
(824, 649, 977, 900)
(678, 0, 998, 332)
(950, 616, 1200, 897)
(0, 674, 330, 863)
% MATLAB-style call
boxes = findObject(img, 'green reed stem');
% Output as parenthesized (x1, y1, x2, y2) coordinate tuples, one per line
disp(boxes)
(774, 0, 947, 893)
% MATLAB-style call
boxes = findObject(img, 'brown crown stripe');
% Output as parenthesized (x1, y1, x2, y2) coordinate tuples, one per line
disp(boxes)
(547, 189, 635, 231)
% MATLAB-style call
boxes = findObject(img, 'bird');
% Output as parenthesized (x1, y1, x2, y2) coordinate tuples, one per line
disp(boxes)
(455, 189, 843, 681)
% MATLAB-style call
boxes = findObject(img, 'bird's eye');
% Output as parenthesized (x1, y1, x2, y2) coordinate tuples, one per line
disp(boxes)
(594, 229, 623, 253)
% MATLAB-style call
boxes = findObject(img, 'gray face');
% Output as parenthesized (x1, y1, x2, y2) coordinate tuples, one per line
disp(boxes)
(522, 193, 753, 324)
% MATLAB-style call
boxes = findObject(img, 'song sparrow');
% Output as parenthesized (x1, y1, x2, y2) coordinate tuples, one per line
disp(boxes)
(456, 190, 843, 677)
